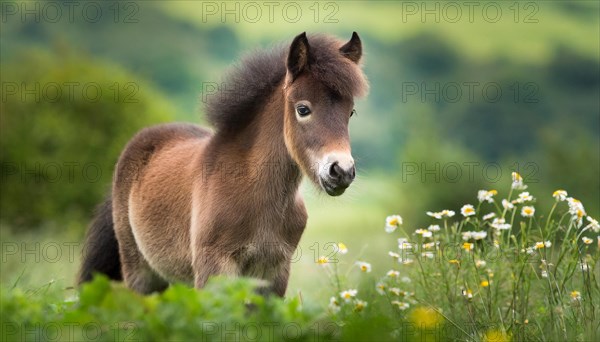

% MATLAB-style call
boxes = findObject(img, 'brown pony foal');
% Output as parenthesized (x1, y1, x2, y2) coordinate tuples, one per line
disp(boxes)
(79, 32, 368, 296)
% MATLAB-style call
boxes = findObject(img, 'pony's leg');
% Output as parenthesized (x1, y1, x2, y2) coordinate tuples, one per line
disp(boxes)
(192, 246, 239, 289)
(113, 208, 168, 294)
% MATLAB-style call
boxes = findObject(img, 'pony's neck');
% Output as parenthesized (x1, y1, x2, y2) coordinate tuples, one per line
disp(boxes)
(210, 83, 302, 202)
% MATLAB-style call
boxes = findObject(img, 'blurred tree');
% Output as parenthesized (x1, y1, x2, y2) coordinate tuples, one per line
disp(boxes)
(0, 48, 175, 229)
(394, 106, 487, 226)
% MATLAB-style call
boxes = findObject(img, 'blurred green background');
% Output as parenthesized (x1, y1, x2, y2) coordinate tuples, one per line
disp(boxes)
(1, 1, 598, 303)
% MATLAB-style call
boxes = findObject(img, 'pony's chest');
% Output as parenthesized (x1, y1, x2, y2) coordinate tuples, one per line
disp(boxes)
(234, 237, 292, 278)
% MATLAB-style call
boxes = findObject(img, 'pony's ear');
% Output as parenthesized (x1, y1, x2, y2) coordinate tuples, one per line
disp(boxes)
(287, 32, 310, 80)
(339, 32, 362, 63)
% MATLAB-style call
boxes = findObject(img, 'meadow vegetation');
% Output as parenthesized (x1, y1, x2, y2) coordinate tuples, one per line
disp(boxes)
(1, 1, 599, 341)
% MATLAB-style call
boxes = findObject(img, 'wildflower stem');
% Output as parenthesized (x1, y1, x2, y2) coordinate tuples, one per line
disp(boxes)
(544, 202, 558, 234)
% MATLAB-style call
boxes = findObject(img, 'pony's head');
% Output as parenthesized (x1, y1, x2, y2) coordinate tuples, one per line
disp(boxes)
(283, 32, 368, 196)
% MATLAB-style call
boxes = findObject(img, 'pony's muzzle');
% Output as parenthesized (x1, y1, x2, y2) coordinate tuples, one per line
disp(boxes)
(319, 153, 355, 196)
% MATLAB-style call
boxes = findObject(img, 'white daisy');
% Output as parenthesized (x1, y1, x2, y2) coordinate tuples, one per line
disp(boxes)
(385, 215, 403, 233)
(461, 204, 476, 217)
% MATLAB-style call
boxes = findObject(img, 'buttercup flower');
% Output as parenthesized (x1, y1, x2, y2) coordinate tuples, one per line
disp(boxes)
(480, 280, 490, 287)
(337, 242, 348, 254)
(483, 329, 511, 342)
(317, 256, 329, 266)
(461, 204, 476, 217)
(409, 306, 443, 329)
(552, 190, 568, 201)
(534, 241, 552, 250)
(570, 290, 581, 301)
(385, 215, 403, 233)
(340, 289, 358, 302)
(462, 242, 474, 252)
(521, 206, 535, 218)
(356, 261, 372, 273)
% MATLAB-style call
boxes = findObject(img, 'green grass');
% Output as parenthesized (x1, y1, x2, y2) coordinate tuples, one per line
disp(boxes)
(315, 174, 600, 341)
(2, 173, 598, 341)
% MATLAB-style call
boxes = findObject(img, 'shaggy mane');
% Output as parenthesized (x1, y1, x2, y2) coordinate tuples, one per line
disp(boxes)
(204, 34, 368, 134)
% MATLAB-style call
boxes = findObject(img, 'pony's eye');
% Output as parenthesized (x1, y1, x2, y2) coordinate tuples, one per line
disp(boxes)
(296, 105, 311, 117)
(350, 109, 357, 117)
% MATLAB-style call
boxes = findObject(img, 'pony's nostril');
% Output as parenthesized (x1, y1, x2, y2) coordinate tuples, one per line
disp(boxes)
(350, 166, 356, 180)
(329, 162, 343, 180)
